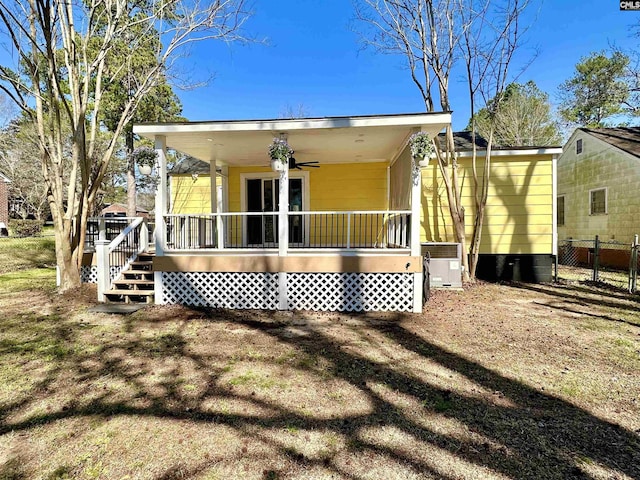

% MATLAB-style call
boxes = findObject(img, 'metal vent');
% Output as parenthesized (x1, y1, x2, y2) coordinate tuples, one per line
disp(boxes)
(422, 244, 459, 258)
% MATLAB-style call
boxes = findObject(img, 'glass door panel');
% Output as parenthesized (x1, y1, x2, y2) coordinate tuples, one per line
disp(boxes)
(245, 176, 305, 247)
(289, 178, 303, 245)
(246, 179, 263, 245)
(263, 179, 276, 245)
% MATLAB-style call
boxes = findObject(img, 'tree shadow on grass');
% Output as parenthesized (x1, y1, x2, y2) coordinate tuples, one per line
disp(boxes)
(512, 282, 640, 327)
(0, 304, 638, 479)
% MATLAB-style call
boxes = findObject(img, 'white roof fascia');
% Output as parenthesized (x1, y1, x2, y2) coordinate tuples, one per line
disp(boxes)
(134, 113, 452, 136)
(456, 147, 563, 158)
(0, 172, 10, 183)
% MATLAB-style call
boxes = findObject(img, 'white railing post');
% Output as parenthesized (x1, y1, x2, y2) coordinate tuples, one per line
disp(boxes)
(95, 239, 110, 302)
(140, 218, 149, 253)
(98, 217, 106, 241)
(216, 214, 224, 249)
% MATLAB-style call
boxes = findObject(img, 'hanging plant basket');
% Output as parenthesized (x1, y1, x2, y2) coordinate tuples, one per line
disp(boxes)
(268, 138, 293, 171)
(409, 132, 433, 168)
(131, 146, 158, 176)
(138, 164, 153, 175)
(417, 156, 430, 167)
(270, 159, 287, 172)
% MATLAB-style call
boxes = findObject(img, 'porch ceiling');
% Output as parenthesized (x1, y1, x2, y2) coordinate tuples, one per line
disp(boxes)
(134, 112, 451, 167)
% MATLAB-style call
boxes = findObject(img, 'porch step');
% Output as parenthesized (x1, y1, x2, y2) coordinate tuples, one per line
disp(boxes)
(104, 251, 155, 305)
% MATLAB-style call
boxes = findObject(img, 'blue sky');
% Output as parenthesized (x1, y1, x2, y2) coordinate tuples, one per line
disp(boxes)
(176, 0, 639, 131)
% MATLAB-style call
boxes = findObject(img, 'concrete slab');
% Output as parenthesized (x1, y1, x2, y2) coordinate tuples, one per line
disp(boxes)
(88, 304, 147, 314)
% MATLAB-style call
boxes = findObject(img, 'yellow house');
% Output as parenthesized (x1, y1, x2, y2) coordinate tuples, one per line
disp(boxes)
(119, 113, 560, 313)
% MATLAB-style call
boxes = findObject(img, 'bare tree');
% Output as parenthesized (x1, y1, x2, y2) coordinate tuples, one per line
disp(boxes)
(0, 93, 15, 128)
(0, 0, 251, 290)
(0, 119, 52, 220)
(354, 0, 531, 280)
(279, 103, 312, 119)
(354, 0, 468, 277)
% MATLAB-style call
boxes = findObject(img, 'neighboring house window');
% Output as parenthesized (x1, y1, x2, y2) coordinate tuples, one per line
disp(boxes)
(557, 195, 565, 226)
(576, 138, 583, 154)
(589, 188, 607, 215)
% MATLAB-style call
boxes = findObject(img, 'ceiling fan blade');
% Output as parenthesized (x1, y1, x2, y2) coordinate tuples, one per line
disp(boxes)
(297, 161, 320, 167)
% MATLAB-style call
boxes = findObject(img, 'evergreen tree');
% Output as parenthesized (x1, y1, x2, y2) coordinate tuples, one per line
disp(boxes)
(470, 81, 561, 146)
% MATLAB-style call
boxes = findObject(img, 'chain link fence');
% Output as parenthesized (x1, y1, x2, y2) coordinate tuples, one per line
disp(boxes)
(557, 236, 639, 293)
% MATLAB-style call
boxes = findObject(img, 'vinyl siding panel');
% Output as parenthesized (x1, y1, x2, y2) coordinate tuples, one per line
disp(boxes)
(170, 175, 217, 214)
(421, 155, 555, 254)
(228, 163, 388, 212)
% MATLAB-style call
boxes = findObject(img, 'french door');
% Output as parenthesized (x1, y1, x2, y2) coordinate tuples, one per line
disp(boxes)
(246, 177, 304, 246)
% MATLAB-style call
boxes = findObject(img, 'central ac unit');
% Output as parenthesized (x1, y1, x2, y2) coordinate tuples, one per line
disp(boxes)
(421, 242, 463, 288)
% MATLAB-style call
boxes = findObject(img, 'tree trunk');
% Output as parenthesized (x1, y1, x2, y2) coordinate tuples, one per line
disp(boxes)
(126, 129, 136, 217)
(51, 209, 81, 291)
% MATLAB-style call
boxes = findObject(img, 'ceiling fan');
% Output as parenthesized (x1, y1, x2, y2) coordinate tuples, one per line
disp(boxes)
(289, 156, 319, 170)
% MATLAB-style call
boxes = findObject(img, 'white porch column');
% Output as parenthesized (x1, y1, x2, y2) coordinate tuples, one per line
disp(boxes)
(218, 165, 228, 249)
(209, 157, 217, 215)
(411, 162, 423, 313)
(154, 135, 167, 305)
(278, 166, 289, 310)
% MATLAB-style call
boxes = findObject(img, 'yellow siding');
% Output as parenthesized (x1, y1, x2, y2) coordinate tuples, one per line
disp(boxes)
(227, 165, 388, 210)
(308, 163, 388, 211)
(226, 163, 388, 246)
(170, 174, 223, 214)
(170, 156, 553, 255)
(421, 155, 554, 254)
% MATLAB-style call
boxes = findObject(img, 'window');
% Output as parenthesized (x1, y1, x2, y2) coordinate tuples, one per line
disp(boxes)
(589, 188, 607, 215)
(576, 138, 583, 154)
(557, 195, 565, 226)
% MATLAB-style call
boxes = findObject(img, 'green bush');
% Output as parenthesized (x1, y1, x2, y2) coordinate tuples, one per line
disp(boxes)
(9, 219, 44, 237)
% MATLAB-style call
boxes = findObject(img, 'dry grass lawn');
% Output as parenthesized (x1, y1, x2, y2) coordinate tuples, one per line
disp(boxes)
(0, 269, 639, 479)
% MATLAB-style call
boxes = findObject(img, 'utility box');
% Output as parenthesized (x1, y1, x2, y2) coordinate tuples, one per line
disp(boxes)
(421, 242, 463, 288)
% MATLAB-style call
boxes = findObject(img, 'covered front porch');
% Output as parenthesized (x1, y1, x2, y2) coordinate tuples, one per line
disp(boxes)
(133, 112, 451, 313)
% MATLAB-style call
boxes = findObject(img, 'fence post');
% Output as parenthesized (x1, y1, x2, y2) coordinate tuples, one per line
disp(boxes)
(593, 235, 600, 282)
(96, 239, 110, 302)
(630, 234, 638, 294)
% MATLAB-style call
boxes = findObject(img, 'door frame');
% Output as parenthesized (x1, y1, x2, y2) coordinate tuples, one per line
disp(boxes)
(240, 171, 310, 247)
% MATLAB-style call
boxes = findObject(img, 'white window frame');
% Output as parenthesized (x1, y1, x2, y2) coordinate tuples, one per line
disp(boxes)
(589, 187, 607, 215)
(557, 194, 565, 226)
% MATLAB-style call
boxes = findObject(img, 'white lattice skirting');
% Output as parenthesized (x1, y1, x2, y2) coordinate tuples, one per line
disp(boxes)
(162, 272, 280, 310)
(81, 265, 122, 284)
(81, 265, 98, 283)
(287, 273, 414, 312)
(160, 272, 414, 312)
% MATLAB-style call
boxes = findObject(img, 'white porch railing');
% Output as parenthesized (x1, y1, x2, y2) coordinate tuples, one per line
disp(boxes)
(85, 217, 154, 250)
(163, 210, 411, 251)
(96, 217, 149, 301)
